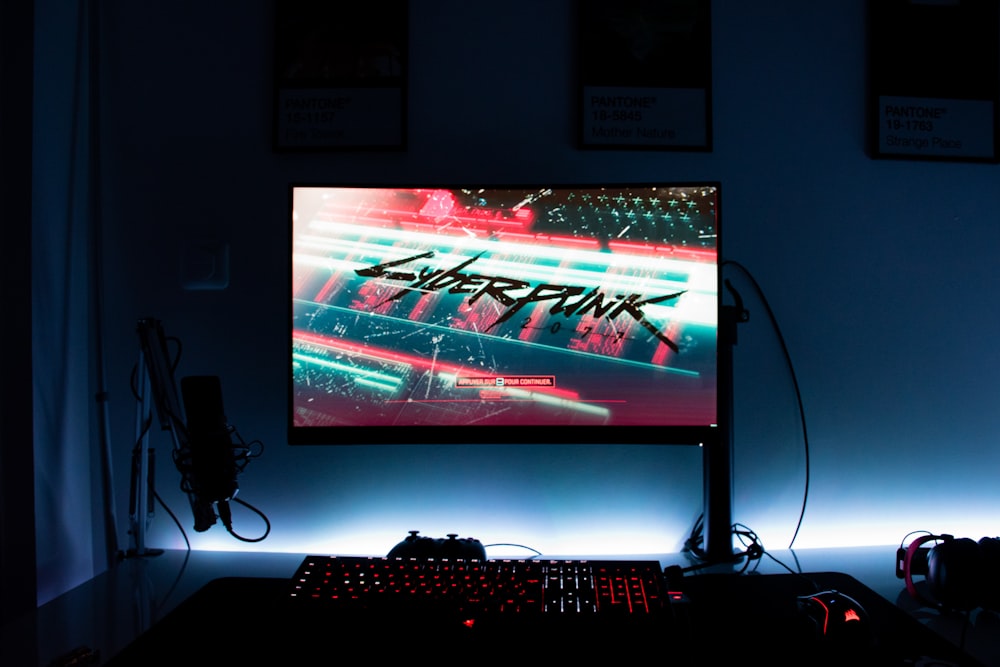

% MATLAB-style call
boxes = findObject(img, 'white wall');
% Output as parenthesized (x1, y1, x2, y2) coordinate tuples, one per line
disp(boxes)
(84, 0, 1000, 567)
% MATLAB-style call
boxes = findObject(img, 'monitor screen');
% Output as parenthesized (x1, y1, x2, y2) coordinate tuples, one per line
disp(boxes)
(290, 183, 720, 445)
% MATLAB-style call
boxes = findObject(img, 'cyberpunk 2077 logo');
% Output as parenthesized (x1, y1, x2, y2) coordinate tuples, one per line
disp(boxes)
(356, 250, 686, 353)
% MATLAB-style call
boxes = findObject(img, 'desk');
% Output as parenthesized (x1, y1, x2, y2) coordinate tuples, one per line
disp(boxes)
(3, 547, 997, 665)
(0, 551, 302, 667)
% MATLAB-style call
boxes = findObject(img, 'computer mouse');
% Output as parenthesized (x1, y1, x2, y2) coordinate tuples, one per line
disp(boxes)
(796, 589, 873, 649)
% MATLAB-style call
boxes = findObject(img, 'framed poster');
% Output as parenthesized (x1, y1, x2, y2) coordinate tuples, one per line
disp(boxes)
(869, 0, 999, 162)
(273, 1, 408, 150)
(578, 0, 713, 150)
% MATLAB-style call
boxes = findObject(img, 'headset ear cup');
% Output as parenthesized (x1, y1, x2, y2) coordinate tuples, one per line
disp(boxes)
(927, 537, 983, 612)
(977, 537, 1000, 612)
(904, 534, 941, 608)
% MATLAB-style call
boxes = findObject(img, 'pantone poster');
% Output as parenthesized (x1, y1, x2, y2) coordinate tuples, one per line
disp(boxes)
(274, 2, 407, 150)
(578, 0, 712, 150)
(869, 0, 998, 162)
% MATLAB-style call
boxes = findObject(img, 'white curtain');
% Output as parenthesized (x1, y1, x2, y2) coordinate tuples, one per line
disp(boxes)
(32, 0, 112, 605)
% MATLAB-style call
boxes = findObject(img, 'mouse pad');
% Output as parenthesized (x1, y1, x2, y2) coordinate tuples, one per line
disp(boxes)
(105, 572, 981, 665)
(678, 571, 980, 665)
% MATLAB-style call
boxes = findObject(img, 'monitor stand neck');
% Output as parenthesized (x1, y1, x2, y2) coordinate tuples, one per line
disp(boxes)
(701, 280, 747, 564)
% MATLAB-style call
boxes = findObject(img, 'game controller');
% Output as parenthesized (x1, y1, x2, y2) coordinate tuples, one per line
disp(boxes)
(387, 531, 487, 560)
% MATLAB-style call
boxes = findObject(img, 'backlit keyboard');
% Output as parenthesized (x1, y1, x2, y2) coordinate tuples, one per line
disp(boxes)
(288, 555, 678, 618)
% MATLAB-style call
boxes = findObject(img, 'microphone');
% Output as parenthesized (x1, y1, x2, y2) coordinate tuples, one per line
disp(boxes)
(180, 375, 239, 532)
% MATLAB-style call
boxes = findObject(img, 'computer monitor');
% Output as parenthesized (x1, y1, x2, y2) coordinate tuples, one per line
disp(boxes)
(289, 183, 721, 446)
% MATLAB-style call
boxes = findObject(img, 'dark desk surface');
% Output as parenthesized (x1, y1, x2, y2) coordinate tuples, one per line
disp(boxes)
(104, 571, 980, 665)
(3, 547, 998, 666)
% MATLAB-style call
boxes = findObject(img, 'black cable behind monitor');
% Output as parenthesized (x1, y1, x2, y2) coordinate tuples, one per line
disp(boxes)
(723, 260, 811, 551)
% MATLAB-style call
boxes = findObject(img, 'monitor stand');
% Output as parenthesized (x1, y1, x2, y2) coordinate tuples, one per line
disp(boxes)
(700, 279, 748, 564)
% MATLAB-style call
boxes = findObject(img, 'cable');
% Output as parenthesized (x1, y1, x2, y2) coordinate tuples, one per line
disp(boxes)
(682, 514, 772, 574)
(155, 490, 191, 552)
(482, 543, 543, 558)
(129, 336, 183, 401)
(722, 260, 811, 551)
(672, 523, 827, 599)
(151, 547, 192, 618)
(219, 496, 271, 542)
(959, 610, 972, 656)
(761, 548, 802, 576)
(166, 335, 183, 374)
(899, 529, 934, 550)
(732, 522, 765, 574)
(683, 513, 706, 556)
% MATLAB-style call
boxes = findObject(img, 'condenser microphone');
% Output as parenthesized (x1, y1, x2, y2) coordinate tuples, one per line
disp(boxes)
(180, 375, 239, 532)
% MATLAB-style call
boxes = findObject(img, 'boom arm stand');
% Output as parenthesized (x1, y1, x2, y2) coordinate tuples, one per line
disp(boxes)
(124, 319, 200, 558)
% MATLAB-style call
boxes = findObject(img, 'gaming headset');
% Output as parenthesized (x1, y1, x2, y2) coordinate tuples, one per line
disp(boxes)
(897, 533, 1000, 612)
